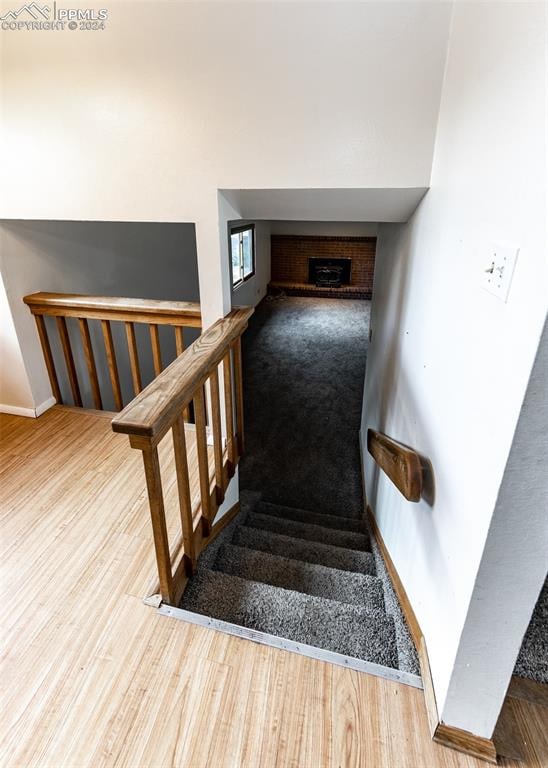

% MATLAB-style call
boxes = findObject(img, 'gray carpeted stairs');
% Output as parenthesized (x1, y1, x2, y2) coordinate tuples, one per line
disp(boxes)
(181, 300, 419, 675)
(181, 496, 400, 669)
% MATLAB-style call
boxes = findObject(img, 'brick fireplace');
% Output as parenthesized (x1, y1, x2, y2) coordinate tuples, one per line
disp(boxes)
(269, 235, 376, 299)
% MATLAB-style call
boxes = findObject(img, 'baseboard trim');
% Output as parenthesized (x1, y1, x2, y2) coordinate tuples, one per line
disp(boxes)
(366, 501, 499, 764)
(35, 396, 57, 416)
(434, 723, 498, 764)
(1, 396, 56, 418)
(417, 636, 439, 737)
(54, 404, 117, 419)
(366, 504, 422, 650)
(0, 404, 37, 418)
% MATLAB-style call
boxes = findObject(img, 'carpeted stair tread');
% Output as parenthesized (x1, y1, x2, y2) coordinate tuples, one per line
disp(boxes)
(181, 568, 398, 667)
(246, 511, 371, 551)
(233, 524, 376, 575)
(214, 542, 385, 609)
(514, 577, 548, 683)
(255, 500, 367, 533)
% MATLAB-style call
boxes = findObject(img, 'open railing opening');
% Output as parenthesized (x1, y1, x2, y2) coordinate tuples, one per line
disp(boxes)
(23, 292, 202, 411)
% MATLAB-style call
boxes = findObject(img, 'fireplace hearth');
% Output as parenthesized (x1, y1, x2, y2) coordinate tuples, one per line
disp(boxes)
(309, 257, 351, 288)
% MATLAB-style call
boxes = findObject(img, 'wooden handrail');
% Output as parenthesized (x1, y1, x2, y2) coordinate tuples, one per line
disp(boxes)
(24, 291, 203, 412)
(24, 292, 202, 326)
(111, 305, 254, 606)
(112, 308, 253, 441)
(367, 429, 424, 502)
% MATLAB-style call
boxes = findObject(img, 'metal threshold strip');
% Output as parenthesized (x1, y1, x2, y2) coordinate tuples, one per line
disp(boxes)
(157, 604, 423, 690)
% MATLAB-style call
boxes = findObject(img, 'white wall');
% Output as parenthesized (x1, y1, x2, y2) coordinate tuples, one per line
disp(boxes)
(443, 315, 548, 734)
(0, 2, 451, 225)
(230, 221, 271, 308)
(270, 221, 378, 237)
(361, 1, 547, 737)
(0, 270, 35, 414)
(0, 221, 199, 410)
(0, 0, 451, 401)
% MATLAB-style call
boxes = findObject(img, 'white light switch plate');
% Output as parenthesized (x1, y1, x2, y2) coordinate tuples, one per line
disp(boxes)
(482, 243, 519, 302)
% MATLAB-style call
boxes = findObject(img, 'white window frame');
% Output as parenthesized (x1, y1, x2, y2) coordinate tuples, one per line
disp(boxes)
(230, 224, 255, 288)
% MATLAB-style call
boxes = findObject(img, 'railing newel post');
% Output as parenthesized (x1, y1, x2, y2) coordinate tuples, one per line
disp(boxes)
(140, 441, 175, 604)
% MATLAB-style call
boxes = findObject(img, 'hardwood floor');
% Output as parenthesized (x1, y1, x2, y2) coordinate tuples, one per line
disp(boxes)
(0, 408, 546, 768)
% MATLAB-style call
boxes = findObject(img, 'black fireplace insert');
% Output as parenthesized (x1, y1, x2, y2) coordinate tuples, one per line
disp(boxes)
(308, 257, 351, 287)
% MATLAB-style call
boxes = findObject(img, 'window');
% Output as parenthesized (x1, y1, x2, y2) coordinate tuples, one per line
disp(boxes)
(230, 224, 255, 287)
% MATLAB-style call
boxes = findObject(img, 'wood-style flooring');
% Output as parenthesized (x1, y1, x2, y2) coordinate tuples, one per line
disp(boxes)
(0, 408, 546, 767)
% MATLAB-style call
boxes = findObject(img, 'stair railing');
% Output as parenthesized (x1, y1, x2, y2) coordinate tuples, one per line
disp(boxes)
(367, 429, 426, 502)
(111, 307, 254, 606)
(23, 292, 202, 411)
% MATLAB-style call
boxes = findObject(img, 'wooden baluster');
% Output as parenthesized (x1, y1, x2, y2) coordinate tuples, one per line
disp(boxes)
(203, 383, 210, 427)
(209, 368, 225, 504)
(232, 337, 245, 457)
(223, 351, 236, 471)
(125, 322, 142, 396)
(56, 316, 82, 407)
(174, 326, 190, 421)
(172, 415, 196, 573)
(174, 326, 185, 356)
(193, 386, 211, 532)
(141, 445, 174, 603)
(34, 314, 62, 403)
(101, 320, 123, 411)
(78, 318, 102, 410)
(149, 324, 163, 376)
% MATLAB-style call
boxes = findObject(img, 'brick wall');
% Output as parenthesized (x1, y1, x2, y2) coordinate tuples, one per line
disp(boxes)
(271, 235, 376, 290)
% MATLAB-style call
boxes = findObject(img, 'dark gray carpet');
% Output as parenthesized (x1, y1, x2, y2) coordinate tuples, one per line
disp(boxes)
(514, 576, 548, 683)
(215, 543, 385, 609)
(182, 569, 398, 667)
(233, 523, 376, 574)
(240, 296, 370, 519)
(255, 499, 366, 532)
(245, 510, 371, 551)
(180, 298, 421, 674)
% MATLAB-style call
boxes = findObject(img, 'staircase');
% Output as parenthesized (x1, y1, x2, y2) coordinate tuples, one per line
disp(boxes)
(25, 292, 417, 677)
(181, 496, 400, 669)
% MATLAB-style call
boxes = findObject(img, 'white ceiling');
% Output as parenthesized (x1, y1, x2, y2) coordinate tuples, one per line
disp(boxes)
(221, 188, 428, 224)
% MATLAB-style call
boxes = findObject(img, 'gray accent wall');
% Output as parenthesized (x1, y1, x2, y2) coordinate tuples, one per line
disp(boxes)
(0, 220, 200, 410)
